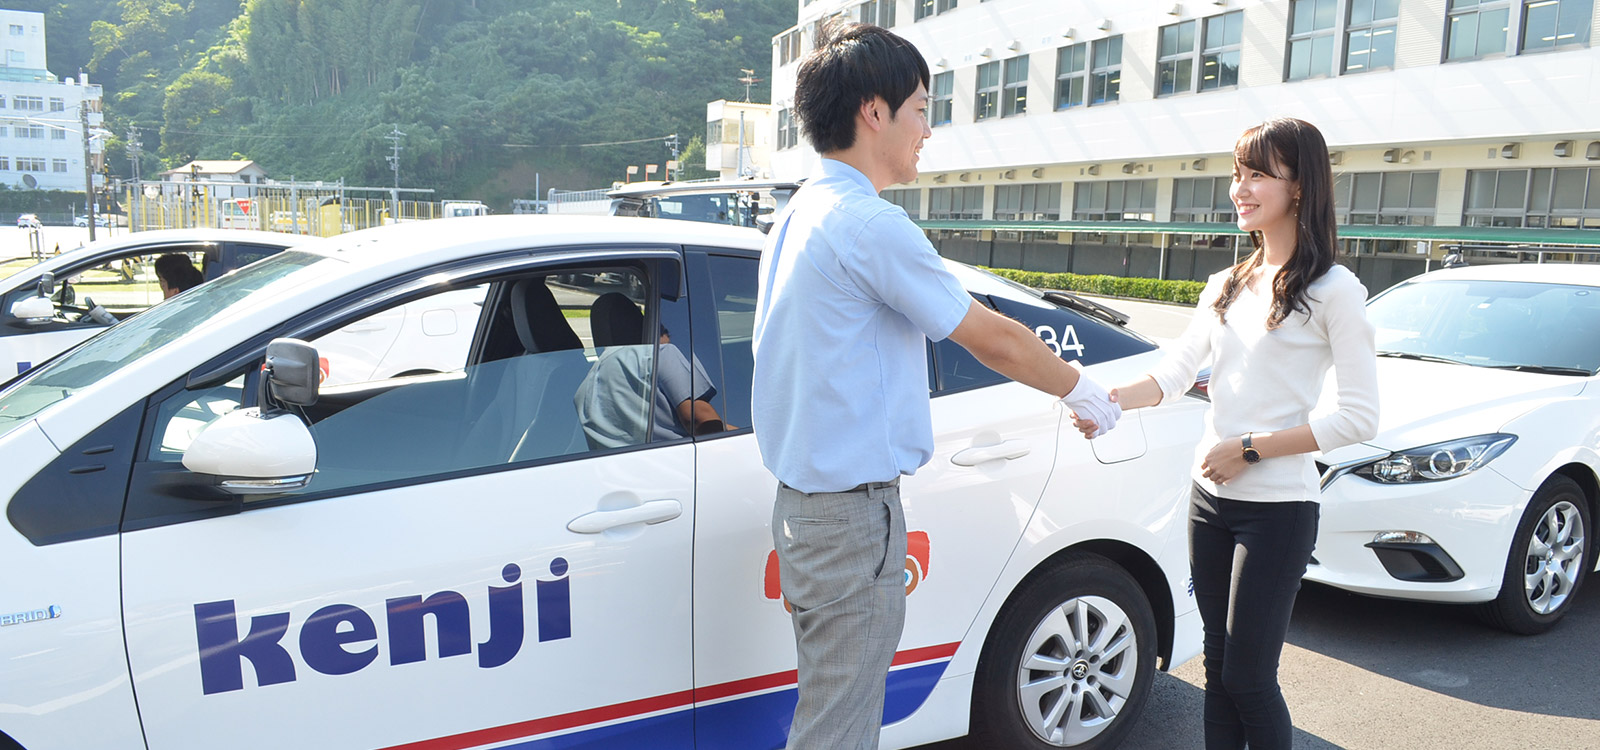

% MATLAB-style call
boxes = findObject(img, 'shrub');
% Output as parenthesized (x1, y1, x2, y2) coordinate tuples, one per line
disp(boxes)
(983, 268, 1206, 305)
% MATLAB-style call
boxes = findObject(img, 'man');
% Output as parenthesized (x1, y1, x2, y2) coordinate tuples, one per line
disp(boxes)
(751, 21, 1121, 750)
(154, 253, 205, 299)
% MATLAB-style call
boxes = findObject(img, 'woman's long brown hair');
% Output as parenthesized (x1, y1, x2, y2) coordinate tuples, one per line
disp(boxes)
(1211, 118, 1338, 329)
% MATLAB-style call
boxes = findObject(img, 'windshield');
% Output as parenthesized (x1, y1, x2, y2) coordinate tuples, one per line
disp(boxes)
(0, 250, 333, 439)
(1368, 278, 1600, 375)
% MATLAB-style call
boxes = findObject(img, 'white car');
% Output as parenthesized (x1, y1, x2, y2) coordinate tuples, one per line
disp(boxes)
(0, 230, 308, 380)
(0, 215, 1205, 750)
(1310, 262, 1600, 634)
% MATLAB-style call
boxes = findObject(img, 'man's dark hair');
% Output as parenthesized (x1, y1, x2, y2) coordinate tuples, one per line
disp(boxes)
(154, 252, 205, 294)
(795, 21, 929, 154)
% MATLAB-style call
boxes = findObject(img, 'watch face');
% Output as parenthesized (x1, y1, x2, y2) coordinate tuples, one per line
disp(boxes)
(1242, 448, 1262, 464)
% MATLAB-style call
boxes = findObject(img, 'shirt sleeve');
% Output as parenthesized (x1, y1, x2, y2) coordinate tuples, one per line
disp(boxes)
(840, 206, 975, 342)
(1307, 270, 1380, 452)
(655, 344, 708, 408)
(1146, 275, 1225, 405)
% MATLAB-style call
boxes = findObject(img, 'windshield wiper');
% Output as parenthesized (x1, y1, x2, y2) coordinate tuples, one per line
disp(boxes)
(1485, 364, 1595, 376)
(1041, 291, 1130, 327)
(1375, 351, 1470, 365)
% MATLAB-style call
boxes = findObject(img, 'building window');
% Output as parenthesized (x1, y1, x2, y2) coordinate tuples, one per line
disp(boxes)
(51, 127, 66, 140)
(1091, 36, 1123, 105)
(975, 61, 1000, 121)
(1074, 179, 1157, 221)
(0, 157, 8, 170)
(884, 188, 922, 218)
(776, 107, 799, 150)
(8, 25, 22, 36)
(17, 124, 43, 139)
(1002, 56, 1028, 117)
(931, 71, 954, 126)
(860, 0, 896, 27)
(1464, 168, 1534, 227)
(49, 97, 64, 112)
(6, 50, 22, 66)
(778, 29, 802, 66)
(0, 126, 6, 137)
(929, 186, 984, 220)
(17, 157, 45, 172)
(1446, 0, 1512, 60)
(1055, 43, 1087, 109)
(1201, 12, 1243, 90)
(916, 0, 956, 21)
(1287, 0, 1338, 81)
(1335, 171, 1439, 225)
(1345, 0, 1400, 73)
(52, 158, 67, 173)
(13, 95, 42, 111)
(993, 183, 1062, 221)
(1172, 176, 1239, 250)
(1157, 20, 1198, 96)
(1521, 0, 1593, 52)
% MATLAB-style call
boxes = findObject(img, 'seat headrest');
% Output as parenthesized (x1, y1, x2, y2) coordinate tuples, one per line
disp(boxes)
(591, 292, 646, 348)
(511, 278, 583, 354)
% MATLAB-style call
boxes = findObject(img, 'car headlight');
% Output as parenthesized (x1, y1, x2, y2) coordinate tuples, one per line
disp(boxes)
(1352, 434, 1517, 484)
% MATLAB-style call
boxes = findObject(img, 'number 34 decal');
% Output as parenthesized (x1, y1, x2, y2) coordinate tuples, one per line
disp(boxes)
(1034, 324, 1084, 358)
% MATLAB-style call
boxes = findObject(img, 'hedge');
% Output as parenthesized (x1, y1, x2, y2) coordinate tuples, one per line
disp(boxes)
(983, 268, 1206, 305)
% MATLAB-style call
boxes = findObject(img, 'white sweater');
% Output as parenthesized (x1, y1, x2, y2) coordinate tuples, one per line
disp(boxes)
(1148, 263, 1380, 502)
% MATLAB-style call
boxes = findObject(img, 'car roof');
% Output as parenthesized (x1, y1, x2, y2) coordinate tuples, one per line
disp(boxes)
(295, 214, 767, 272)
(1406, 261, 1600, 286)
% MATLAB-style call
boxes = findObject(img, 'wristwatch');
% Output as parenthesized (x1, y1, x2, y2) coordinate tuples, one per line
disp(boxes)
(1241, 433, 1262, 464)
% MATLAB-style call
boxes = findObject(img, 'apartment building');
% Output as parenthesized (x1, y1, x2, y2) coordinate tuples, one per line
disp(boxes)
(0, 8, 104, 192)
(770, 0, 1600, 287)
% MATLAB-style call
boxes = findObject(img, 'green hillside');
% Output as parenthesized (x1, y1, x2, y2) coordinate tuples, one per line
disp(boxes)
(12, 0, 790, 207)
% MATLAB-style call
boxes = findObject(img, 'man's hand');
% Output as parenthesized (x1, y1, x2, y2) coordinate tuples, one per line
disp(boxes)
(1062, 370, 1120, 439)
(1199, 436, 1248, 484)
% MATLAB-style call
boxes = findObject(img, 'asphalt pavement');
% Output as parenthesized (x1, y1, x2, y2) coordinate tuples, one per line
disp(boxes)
(917, 293, 1600, 750)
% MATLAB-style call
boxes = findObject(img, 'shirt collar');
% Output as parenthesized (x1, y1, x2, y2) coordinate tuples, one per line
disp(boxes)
(814, 158, 877, 195)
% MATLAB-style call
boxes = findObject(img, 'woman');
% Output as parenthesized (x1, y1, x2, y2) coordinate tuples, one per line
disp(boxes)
(1080, 118, 1378, 748)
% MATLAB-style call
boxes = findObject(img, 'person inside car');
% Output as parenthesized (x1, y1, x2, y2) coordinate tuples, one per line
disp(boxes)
(155, 253, 206, 299)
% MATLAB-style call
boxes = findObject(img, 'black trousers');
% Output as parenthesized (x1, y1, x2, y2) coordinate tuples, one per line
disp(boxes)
(1189, 484, 1319, 750)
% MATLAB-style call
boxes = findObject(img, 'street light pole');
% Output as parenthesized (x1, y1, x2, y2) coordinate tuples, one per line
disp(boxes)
(81, 103, 96, 242)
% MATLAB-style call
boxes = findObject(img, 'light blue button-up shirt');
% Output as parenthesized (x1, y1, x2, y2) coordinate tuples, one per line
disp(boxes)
(752, 159, 974, 494)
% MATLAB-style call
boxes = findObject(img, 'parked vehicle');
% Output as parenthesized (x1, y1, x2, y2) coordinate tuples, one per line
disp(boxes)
(0, 215, 1206, 750)
(16, 213, 41, 229)
(1311, 262, 1600, 634)
(0, 229, 307, 380)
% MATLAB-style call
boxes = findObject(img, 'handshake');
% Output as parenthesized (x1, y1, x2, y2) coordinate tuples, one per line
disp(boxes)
(1061, 373, 1120, 439)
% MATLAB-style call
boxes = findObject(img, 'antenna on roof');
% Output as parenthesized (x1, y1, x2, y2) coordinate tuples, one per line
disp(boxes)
(738, 68, 762, 103)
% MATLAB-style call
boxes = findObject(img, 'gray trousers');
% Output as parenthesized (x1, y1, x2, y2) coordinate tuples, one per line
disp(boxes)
(771, 479, 907, 750)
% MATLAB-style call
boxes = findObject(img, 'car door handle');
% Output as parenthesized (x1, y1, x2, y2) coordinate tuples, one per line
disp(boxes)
(951, 440, 1031, 466)
(567, 500, 683, 534)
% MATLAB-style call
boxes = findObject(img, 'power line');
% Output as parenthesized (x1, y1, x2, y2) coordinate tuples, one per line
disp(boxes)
(500, 135, 676, 149)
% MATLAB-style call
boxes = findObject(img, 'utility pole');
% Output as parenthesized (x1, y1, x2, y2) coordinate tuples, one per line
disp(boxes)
(664, 133, 680, 181)
(385, 124, 405, 224)
(126, 126, 142, 230)
(81, 103, 96, 242)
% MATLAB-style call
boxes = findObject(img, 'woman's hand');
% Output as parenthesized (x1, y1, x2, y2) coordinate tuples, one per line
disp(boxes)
(1200, 436, 1249, 485)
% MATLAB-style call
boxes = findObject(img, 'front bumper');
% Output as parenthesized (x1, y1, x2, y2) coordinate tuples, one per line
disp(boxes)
(1306, 467, 1530, 604)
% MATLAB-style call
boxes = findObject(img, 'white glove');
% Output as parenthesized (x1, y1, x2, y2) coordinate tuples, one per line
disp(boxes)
(1061, 373, 1121, 438)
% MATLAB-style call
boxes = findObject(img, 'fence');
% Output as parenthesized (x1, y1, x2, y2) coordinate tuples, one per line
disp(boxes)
(120, 185, 451, 236)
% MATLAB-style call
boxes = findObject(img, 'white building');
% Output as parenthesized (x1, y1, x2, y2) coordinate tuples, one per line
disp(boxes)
(705, 100, 775, 179)
(0, 8, 104, 192)
(770, 0, 1600, 287)
(157, 159, 271, 200)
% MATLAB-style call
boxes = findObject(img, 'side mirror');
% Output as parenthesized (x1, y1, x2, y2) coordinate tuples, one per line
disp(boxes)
(37, 271, 55, 297)
(264, 338, 319, 407)
(182, 407, 316, 494)
(10, 295, 54, 324)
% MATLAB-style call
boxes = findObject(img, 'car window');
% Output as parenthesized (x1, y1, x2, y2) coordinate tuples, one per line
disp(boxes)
(932, 292, 1159, 394)
(0, 250, 177, 328)
(703, 254, 756, 431)
(0, 250, 331, 442)
(1368, 278, 1600, 372)
(143, 260, 711, 500)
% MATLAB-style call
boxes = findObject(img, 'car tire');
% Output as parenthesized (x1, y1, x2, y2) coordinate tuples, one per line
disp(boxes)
(1476, 474, 1591, 635)
(968, 552, 1157, 749)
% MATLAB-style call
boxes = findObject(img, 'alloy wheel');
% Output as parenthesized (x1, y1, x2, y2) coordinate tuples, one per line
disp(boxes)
(1523, 500, 1586, 615)
(1015, 595, 1139, 746)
